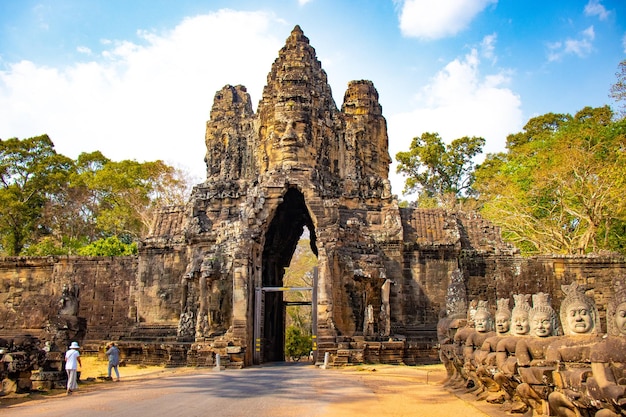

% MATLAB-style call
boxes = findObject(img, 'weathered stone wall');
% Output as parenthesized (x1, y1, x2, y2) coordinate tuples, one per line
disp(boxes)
(0, 243, 624, 366)
(0, 256, 136, 341)
(134, 246, 188, 324)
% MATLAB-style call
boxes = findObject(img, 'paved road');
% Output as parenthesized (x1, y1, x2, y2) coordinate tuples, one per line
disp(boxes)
(3, 363, 380, 417)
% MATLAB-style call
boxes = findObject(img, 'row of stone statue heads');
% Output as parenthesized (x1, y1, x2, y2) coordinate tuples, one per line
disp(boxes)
(438, 278, 626, 417)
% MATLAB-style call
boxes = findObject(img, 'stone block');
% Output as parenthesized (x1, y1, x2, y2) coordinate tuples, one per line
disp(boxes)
(225, 346, 241, 354)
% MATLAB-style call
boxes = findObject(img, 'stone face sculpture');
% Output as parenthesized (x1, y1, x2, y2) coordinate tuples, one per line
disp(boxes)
(459, 301, 495, 393)
(546, 283, 603, 417)
(494, 298, 512, 336)
(438, 276, 626, 417)
(58, 284, 79, 316)
(514, 292, 561, 414)
(449, 299, 478, 387)
(585, 275, 626, 417)
(472, 298, 511, 399)
(559, 282, 600, 337)
(489, 294, 532, 404)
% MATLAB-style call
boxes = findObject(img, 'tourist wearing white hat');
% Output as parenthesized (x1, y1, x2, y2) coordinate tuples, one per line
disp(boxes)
(64, 341, 82, 395)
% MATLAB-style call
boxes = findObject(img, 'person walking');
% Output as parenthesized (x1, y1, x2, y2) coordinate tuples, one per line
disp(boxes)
(64, 341, 82, 395)
(106, 342, 120, 381)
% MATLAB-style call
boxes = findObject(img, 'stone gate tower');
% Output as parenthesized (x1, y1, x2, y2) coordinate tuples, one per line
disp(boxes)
(196, 24, 399, 361)
(139, 25, 516, 367)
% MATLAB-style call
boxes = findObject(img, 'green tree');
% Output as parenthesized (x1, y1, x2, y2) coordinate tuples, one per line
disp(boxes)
(475, 106, 626, 255)
(395, 133, 485, 206)
(0, 135, 193, 256)
(39, 152, 190, 253)
(0, 135, 73, 255)
(284, 325, 312, 361)
(82, 158, 189, 239)
(77, 236, 137, 256)
(39, 151, 110, 253)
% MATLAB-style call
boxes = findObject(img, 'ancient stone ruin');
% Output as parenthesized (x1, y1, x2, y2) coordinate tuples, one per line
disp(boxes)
(440, 274, 626, 416)
(1, 26, 625, 404)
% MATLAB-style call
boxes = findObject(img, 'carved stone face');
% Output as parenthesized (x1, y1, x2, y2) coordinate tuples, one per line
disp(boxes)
(474, 311, 490, 332)
(566, 301, 593, 334)
(495, 313, 511, 335)
(512, 312, 530, 336)
(531, 311, 553, 337)
(615, 302, 626, 335)
(264, 109, 312, 170)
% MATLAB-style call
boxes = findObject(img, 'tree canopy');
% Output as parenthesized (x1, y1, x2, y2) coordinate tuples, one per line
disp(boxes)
(395, 132, 485, 207)
(0, 135, 192, 256)
(474, 106, 626, 255)
(0, 135, 73, 255)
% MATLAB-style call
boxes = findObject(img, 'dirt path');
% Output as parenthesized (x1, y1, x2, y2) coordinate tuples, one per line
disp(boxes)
(324, 365, 509, 417)
(1, 360, 510, 417)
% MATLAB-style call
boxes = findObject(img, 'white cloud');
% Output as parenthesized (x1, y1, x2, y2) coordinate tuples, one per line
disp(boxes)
(481, 33, 497, 64)
(584, 0, 609, 20)
(398, 0, 497, 40)
(76, 46, 92, 55)
(298, 0, 313, 5)
(547, 25, 595, 61)
(387, 49, 522, 197)
(0, 10, 284, 181)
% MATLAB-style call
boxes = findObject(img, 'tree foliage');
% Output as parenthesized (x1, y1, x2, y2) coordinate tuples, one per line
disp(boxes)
(395, 132, 485, 205)
(0, 135, 73, 255)
(0, 135, 192, 256)
(475, 106, 626, 255)
(77, 236, 138, 256)
(284, 325, 312, 361)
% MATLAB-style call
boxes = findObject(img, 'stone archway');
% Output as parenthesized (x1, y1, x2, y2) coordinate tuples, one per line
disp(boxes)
(258, 188, 318, 362)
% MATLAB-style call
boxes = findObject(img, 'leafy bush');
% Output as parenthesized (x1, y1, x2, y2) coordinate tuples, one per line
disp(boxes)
(77, 236, 137, 256)
(284, 325, 312, 361)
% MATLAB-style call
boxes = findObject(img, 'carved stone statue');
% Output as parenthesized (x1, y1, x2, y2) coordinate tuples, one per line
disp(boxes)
(547, 282, 602, 417)
(45, 282, 85, 352)
(364, 304, 375, 337)
(58, 283, 79, 316)
(472, 298, 511, 400)
(379, 279, 392, 338)
(514, 292, 561, 414)
(449, 299, 478, 388)
(489, 294, 532, 404)
(462, 301, 495, 393)
(585, 275, 626, 417)
(494, 297, 512, 336)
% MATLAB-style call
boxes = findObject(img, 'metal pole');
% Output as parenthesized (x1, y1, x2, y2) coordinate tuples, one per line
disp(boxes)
(311, 267, 318, 363)
(254, 288, 262, 364)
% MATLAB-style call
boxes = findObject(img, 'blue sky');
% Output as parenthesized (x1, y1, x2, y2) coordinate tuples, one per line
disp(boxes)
(0, 0, 624, 196)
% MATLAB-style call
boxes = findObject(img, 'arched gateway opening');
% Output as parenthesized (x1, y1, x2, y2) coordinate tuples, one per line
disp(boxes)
(255, 188, 318, 363)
